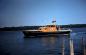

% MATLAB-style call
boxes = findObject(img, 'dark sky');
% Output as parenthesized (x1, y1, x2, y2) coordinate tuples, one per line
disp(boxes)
(0, 0, 86, 27)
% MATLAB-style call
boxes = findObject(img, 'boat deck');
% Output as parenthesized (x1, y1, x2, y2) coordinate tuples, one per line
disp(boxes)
(23, 29, 72, 37)
(23, 29, 72, 32)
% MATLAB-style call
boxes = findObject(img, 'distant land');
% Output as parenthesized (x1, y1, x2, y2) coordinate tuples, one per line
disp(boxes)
(0, 24, 86, 31)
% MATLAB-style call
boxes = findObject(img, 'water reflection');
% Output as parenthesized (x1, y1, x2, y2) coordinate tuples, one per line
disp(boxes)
(40, 35, 70, 55)
(41, 36, 56, 49)
(41, 36, 58, 55)
(49, 36, 57, 51)
(0, 31, 86, 55)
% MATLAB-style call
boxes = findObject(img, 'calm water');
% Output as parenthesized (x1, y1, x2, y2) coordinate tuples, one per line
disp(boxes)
(0, 28, 86, 55)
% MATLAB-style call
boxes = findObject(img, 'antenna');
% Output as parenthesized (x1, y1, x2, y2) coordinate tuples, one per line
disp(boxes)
(52, 17, 56, 25)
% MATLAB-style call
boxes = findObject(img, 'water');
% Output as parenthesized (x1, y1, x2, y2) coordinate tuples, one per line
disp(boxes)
(0, 28, 86, 55)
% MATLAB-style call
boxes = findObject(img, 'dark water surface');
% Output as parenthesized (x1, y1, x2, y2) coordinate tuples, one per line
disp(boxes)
(0, 28, 86, 55)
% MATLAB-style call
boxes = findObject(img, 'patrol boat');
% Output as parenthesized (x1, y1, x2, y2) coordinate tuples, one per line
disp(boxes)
(23, 18, 72, 37)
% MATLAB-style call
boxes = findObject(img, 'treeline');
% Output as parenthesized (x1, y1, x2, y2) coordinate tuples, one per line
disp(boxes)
(60, 24, 86, 28)
(0, 24, 86, 31)
(0, 26, 41, 31)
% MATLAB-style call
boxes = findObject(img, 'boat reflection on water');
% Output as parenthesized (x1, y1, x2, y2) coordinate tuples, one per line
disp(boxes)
(41, 36, 56, 48)
(39, 35, 70, 55)
(41, 35, 59, 54)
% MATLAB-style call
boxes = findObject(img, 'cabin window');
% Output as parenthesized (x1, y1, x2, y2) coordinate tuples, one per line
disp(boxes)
(51, 25, 55, 27)
(46, 25, 55, 27)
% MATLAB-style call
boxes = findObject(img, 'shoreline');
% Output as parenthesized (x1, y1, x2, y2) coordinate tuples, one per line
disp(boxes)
(0, 24, 86, 31)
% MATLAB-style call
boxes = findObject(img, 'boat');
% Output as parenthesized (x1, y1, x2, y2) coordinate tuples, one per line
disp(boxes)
(23, 18, 72, 37)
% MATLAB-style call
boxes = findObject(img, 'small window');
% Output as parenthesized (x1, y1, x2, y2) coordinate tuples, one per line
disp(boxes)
(51, 25, 55, 27)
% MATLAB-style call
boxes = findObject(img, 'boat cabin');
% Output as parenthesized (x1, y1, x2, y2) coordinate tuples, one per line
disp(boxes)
(38, 25, 58, 32)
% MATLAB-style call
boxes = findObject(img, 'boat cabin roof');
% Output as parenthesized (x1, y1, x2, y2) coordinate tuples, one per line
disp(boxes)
(46, 25, 56, 27)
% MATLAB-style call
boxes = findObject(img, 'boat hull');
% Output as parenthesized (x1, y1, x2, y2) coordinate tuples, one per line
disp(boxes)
(23, 30, 71, 37)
